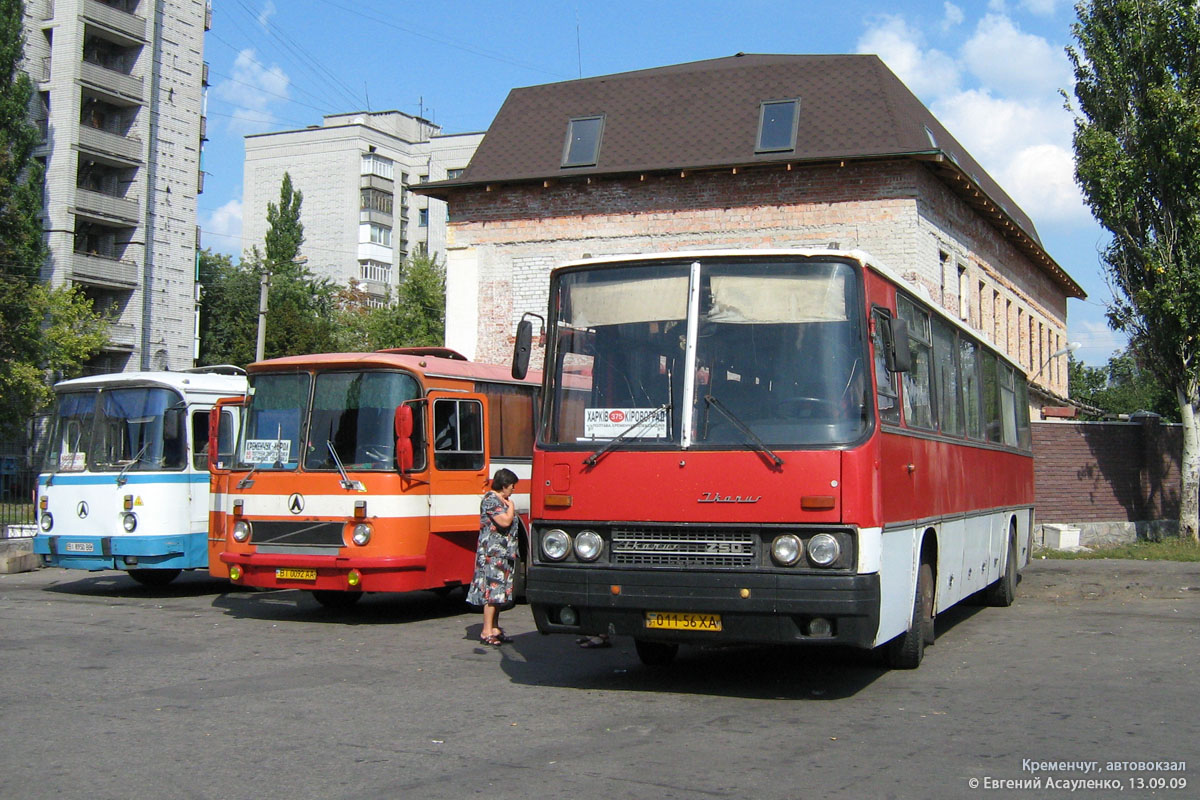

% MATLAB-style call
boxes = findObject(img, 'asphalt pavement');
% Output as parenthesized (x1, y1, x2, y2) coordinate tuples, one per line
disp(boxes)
(0, 558, 1196, 800)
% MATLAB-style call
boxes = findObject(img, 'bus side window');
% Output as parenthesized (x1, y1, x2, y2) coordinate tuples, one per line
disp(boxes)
(871, 309, 900, 424)
(192, 410, 210, 470)
(433, 398, 485, 471)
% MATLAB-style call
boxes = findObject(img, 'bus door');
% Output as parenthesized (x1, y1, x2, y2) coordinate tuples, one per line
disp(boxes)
(424, 392, 489, 583)
(206, 397, 244, 578)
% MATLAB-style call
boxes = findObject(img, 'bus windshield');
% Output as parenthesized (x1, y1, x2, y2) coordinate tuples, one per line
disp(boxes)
(44, 387, 187, 472)
(542, 257, 870, 448)
(237, 370, 420, 470)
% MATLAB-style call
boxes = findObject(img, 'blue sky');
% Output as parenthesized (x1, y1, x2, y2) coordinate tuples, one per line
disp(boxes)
(199, 0, 1122, 365)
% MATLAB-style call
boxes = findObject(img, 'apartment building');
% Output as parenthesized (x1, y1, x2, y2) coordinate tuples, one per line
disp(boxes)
(22, 0, 210, 373)
(241, 111, 483, 305)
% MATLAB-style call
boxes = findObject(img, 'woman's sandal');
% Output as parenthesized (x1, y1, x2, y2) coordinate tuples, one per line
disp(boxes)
(577, 635, 611, 649)
(480, 633, 504, 647)
(495, 628, 514, 643)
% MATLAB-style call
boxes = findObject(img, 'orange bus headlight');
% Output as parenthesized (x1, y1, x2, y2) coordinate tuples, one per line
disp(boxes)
(771, 534, 802, 566)
(807, 533, 841, 566)
(232, 521, 251, 542)
(351, 524, 372, 546)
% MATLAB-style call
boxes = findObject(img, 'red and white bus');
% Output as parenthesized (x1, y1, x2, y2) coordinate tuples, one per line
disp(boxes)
(211, 348, 537, 608)
(513, 249, 1034, 667)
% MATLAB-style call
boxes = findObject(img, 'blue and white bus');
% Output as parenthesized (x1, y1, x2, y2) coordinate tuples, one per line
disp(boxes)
(34, 368, 247, 586)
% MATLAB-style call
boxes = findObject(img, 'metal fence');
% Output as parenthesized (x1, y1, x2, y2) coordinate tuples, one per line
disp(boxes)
(2, 416, 46, 539)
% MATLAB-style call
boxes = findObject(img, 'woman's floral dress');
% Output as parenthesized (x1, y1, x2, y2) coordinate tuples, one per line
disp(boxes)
(466, 490, 519, 606)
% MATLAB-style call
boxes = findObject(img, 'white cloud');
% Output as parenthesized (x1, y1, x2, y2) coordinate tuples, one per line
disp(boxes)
(212, 49, 290, 135)
(856, 15, 960, 98)
(201, 198, 244, 257)
(1020, 0, 1060, 16)
(961, 13, 1071, 98)
(257, 0, 277, 28)
(942, 3, 964, 31)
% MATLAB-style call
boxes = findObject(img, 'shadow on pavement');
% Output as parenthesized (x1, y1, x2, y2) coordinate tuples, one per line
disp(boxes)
(211, 585, 475, 626)
(41, 568, 248, 599)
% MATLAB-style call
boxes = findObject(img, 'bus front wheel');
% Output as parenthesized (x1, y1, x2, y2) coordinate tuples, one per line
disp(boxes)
(128, 569, 181, 588)
(311, 590, 362, 610)
(634, 639, 678, 666)
(884, 561, 934, 669)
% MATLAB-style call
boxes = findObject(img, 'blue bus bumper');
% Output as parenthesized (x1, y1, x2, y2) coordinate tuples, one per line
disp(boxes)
(33, 532, 207, 572)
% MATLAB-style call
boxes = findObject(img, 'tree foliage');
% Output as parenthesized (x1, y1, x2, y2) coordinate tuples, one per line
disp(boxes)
(1069, 0, 1200, 540)
(330, 250, 447, 352)
(1068, 349, 1178, 419)
(0, 0, 106, 434)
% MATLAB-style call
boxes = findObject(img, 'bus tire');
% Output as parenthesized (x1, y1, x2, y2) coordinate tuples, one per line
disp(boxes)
(634, 639, 678, 666)
(128, 569, 181, 587)
(885, 561, 933, 669)
(985, 531, 1018, 607)
(311, 590, 362, 610)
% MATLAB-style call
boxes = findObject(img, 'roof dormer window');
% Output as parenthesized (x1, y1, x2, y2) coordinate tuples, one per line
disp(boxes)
(756, 99, 799, 153)
(562, 115, 605, 167)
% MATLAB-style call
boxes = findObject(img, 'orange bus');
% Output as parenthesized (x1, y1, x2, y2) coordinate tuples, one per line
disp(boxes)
(209, 348, 537, 608)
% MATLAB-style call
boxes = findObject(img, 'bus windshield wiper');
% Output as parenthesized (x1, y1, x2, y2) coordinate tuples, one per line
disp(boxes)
(583, 404, 669, 467)
(116, 442, 150, 485)
(703, 394, 784, 468)
(327, 441, 365, 491)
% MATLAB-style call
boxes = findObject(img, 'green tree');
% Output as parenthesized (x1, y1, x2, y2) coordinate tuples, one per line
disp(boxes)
(1068, 349, 1178, 419)
(0, 0, 105, 434)
(1068, 0, 1200, 541)
(264, 171, 303, 267)
(197, 248, 257, 366)
(332, 250, 447, 351)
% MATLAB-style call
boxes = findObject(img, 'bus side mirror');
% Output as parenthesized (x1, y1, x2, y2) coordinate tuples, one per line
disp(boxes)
(512, 318, 533, 380)
(884, 317, 912, 373)
(395, 404, 414, 473)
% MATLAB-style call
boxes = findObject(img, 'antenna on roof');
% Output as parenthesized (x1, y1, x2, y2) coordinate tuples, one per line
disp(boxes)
(576, 7, 583, 78)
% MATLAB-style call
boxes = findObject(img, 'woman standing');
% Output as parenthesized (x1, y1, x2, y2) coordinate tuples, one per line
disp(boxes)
(468, 468, 519, 646)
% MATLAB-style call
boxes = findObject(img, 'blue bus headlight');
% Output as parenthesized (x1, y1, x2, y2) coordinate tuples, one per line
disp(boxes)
(232, 521, 251, 542)
(541, 529, 571, 561)
(40, 512, 53, 532)
(807, 533, 840, 566)
(771, 534, 802, 566)
(574, 530, 603, 561)
(122, 513, 137, 532)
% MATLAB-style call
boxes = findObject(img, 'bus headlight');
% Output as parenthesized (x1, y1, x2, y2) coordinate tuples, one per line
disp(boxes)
(351, 523, 372, 546)
(232, 521, 251, 542)
(574, 530, 603, 561)
(771, 534, 802, 566)
(122, 513, 138, 532)
(541, 529, 571, 561)
(807, 533, 841, 566)
(39, 512, 53, 532)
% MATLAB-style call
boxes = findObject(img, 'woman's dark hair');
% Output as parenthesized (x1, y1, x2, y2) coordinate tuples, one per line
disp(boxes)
(491, 468, 518, 491)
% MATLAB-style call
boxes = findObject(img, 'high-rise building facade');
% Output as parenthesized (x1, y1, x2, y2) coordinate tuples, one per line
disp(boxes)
(22, 0, 209, 373)
(242, 111, 482, 304)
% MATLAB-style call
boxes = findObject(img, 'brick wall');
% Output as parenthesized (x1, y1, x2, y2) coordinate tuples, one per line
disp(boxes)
(1033, 420, 1181, 523)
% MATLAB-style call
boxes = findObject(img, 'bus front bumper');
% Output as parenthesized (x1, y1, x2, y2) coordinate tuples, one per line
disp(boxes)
(34, 533, 205, 571)
(528, 566, 881, 649)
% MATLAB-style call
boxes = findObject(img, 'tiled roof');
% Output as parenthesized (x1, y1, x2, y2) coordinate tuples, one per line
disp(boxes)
(419, 53, 1084, 298)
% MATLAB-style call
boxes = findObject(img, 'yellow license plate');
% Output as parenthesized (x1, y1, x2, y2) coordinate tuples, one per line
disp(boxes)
(644, 611, 722, 631)
(275, 568, 317, 581)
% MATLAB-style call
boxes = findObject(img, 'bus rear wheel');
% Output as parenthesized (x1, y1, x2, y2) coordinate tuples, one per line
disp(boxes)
(311, 590, 362, 610)
(984, 532, 1018, 607)
(634, 639, 678, 666)
(885, 561, 934, 669)
(128, 569, 181, 588)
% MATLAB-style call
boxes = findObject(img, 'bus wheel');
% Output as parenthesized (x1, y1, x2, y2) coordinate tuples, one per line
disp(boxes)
(985, 532, 1018, 607)
(128, 569, 181, 588)
(885, 561, 933, 669)
(311, 590, 362, 610)
(634, 639, 678, 666)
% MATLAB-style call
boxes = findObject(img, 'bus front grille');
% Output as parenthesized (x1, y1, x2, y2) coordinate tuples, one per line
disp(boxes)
(610, 528, 756, 567)
(252, 520, 344, 547)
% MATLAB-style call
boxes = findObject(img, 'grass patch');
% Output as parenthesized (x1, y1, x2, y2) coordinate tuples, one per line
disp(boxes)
(1039, 537, 1200, 562)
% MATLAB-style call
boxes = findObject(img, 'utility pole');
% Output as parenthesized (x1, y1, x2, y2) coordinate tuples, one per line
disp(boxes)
(255, 269, 270, 363)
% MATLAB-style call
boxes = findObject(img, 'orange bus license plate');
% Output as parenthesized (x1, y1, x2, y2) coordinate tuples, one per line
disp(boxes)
(644, 612, 722, 631)
(276, 568, 317, 581)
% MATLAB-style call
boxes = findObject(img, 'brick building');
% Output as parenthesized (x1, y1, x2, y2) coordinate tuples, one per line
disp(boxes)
(416, 54, 1084, 395)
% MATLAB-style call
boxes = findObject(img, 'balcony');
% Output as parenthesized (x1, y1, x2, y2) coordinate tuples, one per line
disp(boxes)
(360, 173, 393, 192)
(75, 187, 139, 223)
(82, 0, 147, 43)
(359, 208, 392, 227)
(77, 124, 143, 164)
(80, 61, 144, 104)
(71, 251, 138, 289)
(102, 322, 137, 351)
